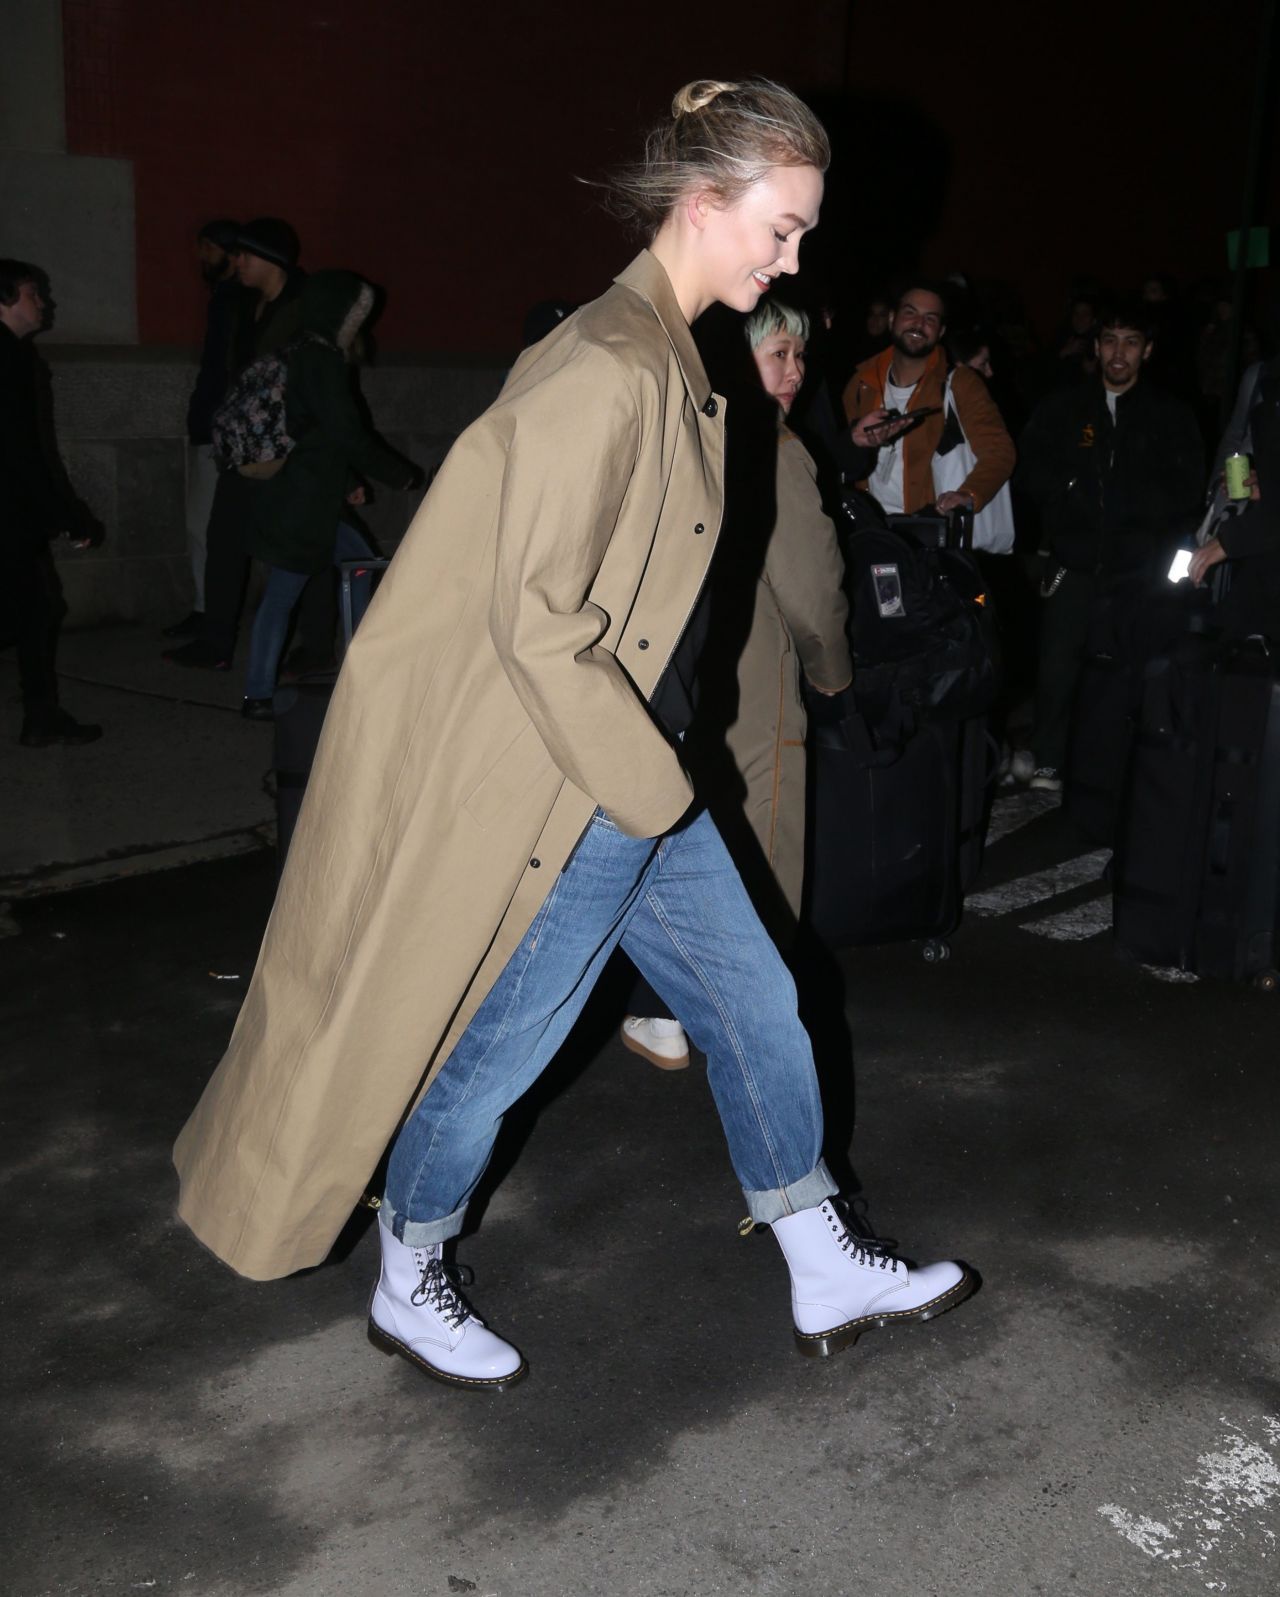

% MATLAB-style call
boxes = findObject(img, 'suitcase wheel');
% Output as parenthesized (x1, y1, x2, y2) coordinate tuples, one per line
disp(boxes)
(922, 939, 951, 964)
(1253, 969, 1279, 995)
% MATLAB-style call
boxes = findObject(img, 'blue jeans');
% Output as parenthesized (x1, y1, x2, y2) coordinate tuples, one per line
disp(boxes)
(382, 807, 834, 1243)
(245, 522, 373, 699)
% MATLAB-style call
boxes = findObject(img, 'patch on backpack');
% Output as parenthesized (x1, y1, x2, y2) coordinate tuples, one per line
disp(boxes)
(872, 563, 906, 618)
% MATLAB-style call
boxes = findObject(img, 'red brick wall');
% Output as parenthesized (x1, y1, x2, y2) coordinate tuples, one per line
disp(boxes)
(60, 0, 850, 351)
(60, 1, 1276, 353)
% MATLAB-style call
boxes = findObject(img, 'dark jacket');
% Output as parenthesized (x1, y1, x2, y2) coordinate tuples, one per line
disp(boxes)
(249, 271, 416, 574)
(1217, 359, 1280, 637)
(1018, 376, 1202, 580)
(0, 322, 95, 554)
(187, 276, 248, 444)
(233, 268, 306, 373)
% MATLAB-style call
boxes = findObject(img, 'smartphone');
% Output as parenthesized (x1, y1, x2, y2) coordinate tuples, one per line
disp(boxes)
(1167, 548, 1193, 583)
(879, 405, 942, 424)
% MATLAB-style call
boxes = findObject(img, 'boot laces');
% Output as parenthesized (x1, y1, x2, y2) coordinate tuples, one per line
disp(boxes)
(409, 1251, 473, 1329)
(827, 1203, 902, 1274)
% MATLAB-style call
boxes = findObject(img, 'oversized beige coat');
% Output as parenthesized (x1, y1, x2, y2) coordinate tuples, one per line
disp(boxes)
(719, 425, 851, 924)
(174, 252, 725, 1280)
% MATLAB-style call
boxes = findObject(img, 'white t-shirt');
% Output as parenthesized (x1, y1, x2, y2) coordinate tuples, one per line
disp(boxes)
(869, 377, 917, 515)
(1105, 387, 1119, 420)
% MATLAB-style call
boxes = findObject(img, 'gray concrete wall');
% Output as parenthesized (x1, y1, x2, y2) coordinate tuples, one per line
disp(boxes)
(40, 347, 508, 627)
(1, 152, 138, 342)
(0, 0, 66, 153)
(1, 1, 138, 342)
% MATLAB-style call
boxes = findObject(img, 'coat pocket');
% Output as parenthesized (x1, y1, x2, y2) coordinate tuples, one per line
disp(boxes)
(463, 720, 556, 829)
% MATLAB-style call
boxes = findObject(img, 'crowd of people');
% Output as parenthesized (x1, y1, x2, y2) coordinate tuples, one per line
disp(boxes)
(2, 73, 1275, 1393)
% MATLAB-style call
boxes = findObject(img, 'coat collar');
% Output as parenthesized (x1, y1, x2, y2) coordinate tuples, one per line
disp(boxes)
(615, 251, 715, 414)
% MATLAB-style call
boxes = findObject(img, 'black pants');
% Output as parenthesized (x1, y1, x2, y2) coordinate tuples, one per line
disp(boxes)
(1033, 570, 1104, 770)
(2, 543, 65, 727)
(199, 471, 262, 657)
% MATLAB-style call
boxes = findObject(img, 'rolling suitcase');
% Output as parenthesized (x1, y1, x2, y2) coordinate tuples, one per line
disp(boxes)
(1064, 584, 1214, 846)
(1113, 639, 1280, 987)
(806, 710, 995, 959)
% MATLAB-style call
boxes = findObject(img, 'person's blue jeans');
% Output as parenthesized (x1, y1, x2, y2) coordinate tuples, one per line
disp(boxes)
(382, 807, 835, 1244)
(245, 522, 374, 700)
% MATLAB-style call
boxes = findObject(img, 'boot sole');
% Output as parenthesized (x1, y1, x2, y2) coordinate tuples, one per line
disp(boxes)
(620, 1033, 690, 1071)
(367, 1319, 529, 1391)
(793, 1266, 979, 1359)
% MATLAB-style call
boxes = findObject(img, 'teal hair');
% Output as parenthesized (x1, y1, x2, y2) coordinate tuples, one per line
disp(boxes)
(744, 298, 810, 351)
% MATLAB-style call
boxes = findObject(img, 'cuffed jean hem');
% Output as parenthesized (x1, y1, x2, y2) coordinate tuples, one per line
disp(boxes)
(743, 1158, 838, 1226)
(379, 1199, 468, 1248)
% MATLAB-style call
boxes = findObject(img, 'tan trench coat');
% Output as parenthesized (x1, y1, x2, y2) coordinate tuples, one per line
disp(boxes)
(174, 252, 725, 1280)
(719, 425, 851, 923)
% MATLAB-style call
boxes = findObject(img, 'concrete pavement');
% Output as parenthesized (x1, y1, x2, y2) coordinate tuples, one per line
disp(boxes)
(1, 621, 274, 899)
(2, 638, 1278, 1597)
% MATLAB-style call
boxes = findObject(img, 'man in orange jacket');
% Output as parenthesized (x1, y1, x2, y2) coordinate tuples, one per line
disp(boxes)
(842, 281, 1014, 517)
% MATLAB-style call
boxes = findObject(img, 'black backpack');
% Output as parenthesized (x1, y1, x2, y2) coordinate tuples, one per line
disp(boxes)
(837, 497, 997, 748)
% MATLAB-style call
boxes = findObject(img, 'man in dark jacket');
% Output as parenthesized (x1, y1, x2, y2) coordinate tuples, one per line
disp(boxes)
(165, 217, 306, 670)
(0, 260, 104, 746)
(1018, 301, 1202, 789)
(164, 219, 246, 638)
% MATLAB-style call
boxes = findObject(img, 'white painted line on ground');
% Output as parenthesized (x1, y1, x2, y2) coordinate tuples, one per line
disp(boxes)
(1142, 964, 1199, 984)
(985, 789, 1062, 846)
(1021, 894, 1114, 941)
(1099, 1415, 1280, 1583)
(966, 849, 1112, 917)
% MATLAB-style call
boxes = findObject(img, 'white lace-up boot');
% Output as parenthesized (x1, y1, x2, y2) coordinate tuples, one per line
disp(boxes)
(620, 1015, 690, 1070)
(771, 1199, 976, 1358)
(368, 1227, 527, 1390)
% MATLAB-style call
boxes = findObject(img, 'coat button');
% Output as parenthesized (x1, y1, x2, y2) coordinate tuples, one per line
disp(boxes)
(637, 638, 649, 650)
(530, 857, 541, 868)
(694, 522, 705, 534)
(702, 398, 718, 418)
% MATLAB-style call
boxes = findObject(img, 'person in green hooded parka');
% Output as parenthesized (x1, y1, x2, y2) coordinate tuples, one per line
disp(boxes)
(242, 269, 420, 716)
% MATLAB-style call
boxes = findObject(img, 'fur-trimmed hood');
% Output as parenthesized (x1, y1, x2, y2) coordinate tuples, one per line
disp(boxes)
(300, 269, 375, 353)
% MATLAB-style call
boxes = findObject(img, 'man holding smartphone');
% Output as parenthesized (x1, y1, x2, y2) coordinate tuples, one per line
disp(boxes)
(842, 280, 1015, 517)
(1019, 302, 1202, 791)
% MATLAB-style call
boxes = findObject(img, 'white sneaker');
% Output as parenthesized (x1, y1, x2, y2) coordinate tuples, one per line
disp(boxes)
(771, 1200, 976, 1358)
(368, 1226, 527, 1390)
(620, 1015, 690, 1070)
(1029, 766, 1063, 793)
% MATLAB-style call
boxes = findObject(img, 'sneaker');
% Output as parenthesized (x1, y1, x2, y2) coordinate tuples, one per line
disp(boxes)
(241, 697, 274, 722)
(1028, 766, 1063, 792)
(19, 710, 104, 748)
(163, 640, 232, 671)
(620, 1015, 690, 1070)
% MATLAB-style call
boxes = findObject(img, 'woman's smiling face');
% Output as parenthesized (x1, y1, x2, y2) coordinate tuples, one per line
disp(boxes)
(698, 163, 823, 315)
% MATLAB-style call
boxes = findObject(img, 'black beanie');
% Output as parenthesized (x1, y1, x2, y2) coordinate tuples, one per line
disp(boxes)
(235, 217, 301, 270)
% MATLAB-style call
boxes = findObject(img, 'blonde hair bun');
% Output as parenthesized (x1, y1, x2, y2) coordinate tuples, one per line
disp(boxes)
(601, 76, 830, 242)
(672, 80, 738, 117)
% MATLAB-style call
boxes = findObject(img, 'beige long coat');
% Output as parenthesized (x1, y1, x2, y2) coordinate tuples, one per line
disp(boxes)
(714, 425, 851, 928)
(173, 252, 725, 1280)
